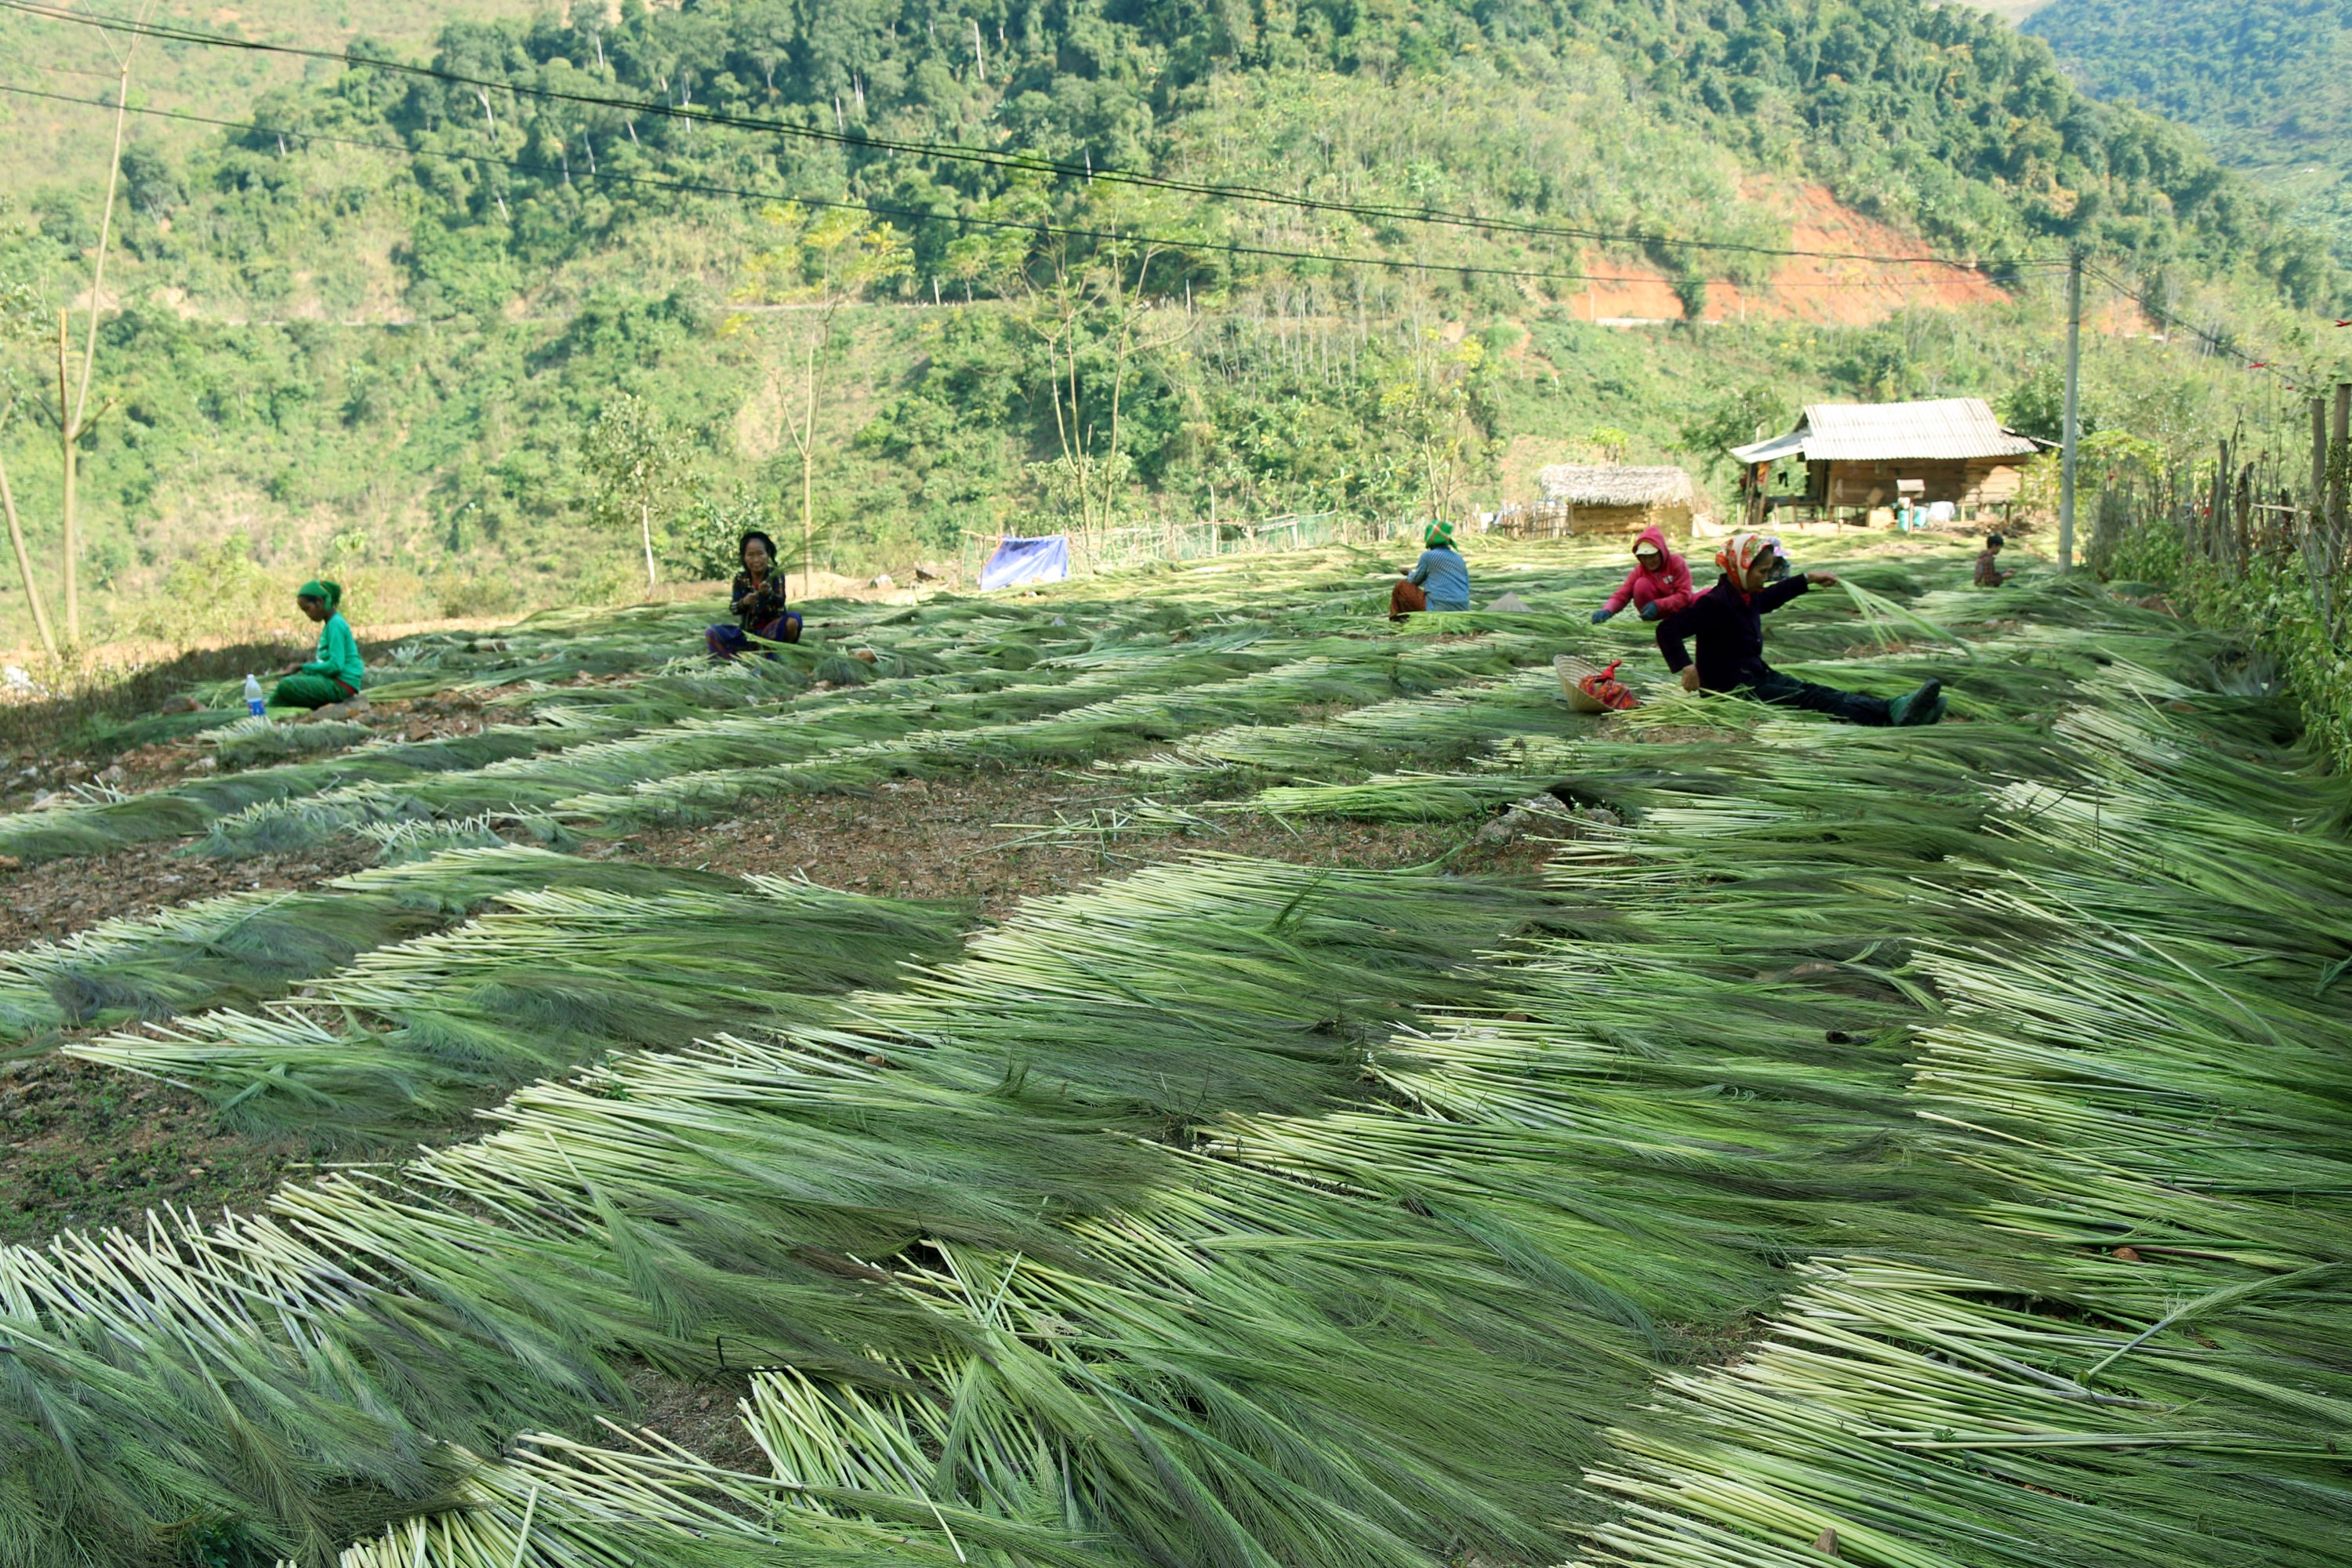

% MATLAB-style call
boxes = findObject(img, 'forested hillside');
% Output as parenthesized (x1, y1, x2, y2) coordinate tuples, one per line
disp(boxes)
(2027, 0, 2352, 262)
(0, 0, 535, 198)
(0, 0, 2334, 644)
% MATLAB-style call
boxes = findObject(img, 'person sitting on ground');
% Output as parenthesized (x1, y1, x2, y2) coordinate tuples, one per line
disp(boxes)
(1592, 526, 1698, 624)
(1655, 532, 1946, 727)
(270, 580, 364, 710)
(1974, 532, 2014, 587)
(706, 529, 803, 660)
(1391, 520, 1471, 617)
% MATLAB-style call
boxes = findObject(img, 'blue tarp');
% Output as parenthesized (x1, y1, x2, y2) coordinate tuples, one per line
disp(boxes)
(979, 534, 1072, 591)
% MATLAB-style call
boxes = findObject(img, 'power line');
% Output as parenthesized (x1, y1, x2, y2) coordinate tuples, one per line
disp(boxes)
(0, 0, 2060, 277)
(2080, 261, 2292, 381)
(1, 81, 2048, 296)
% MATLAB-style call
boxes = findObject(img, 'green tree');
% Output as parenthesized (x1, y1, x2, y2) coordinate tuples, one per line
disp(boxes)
(1586, 425, 1635, 463)
(735, 203, 912, 579)
(1016, 188, 1199, 538)
(583, 394, 694, 590)
(1680, 386, 1791, 482)
(1377, 326, 1490, 526)
(2000, 361, 2097, 446)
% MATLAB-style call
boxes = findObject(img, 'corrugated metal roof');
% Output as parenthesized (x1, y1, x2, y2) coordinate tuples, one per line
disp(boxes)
(1728, 431, 1807, 465)
(1730, 398, 2047, 464)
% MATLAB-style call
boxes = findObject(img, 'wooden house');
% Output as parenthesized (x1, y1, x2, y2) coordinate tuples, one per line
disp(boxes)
(1730, 398, 2049, 526)
(1524, 464, 1706, 537)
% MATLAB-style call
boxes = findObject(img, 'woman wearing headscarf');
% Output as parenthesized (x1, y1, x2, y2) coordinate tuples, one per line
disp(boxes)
(1592, 526, 1697, 623)
(1653, 532, 1945, 726)
(270, 580, 364, 710)
(1391, 520, 1470, 616)
(706, 529, 803, 660)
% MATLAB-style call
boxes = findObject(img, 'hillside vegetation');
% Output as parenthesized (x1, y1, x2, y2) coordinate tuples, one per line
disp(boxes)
(0, 0, 2333, 645)
(0, 0, 535, 198)
(2027, 0, 2352, 261)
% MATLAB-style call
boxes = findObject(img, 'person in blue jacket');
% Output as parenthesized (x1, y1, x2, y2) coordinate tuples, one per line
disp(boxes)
(1392, 521, 1470, 615)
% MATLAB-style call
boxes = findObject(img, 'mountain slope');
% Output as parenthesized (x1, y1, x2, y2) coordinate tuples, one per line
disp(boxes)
(2027, 0, 2352, 260)
(0, 0, 2323, 646)
(0, 0, 535, 201)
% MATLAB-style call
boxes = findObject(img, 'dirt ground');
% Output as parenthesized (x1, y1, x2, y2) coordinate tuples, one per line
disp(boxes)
(0, 840, 378, 949)
(0, 762, 1553, 1244)
(622, 1366, 773, 1475)
(602, 767, 1554, 914)
(0, 691, 493, 815)
(0, 1052, 401, 1245)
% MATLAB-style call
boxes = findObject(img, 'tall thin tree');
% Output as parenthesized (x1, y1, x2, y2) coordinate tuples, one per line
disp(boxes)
(737, 204, 910, 583)
(57, 5, 147, 644)
(0, 397, 56, 655)
(583, 395, 693, 591)
(0, 194, 59, 655)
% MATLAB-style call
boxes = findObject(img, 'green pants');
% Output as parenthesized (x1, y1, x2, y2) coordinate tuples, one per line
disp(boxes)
(270, 673, 356, 710)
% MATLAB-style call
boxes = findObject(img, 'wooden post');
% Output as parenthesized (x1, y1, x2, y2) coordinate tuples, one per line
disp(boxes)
(2211, 439, 2229, 562)
(2234, 460, 2252, 570)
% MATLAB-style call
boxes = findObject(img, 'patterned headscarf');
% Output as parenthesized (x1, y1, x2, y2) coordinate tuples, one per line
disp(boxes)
(1713, 533, 1781, 581)
(1425, 520, 1456, 549)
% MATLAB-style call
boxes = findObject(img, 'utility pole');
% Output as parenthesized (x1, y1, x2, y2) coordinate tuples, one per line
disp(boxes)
(2059, 250, 2082, 575)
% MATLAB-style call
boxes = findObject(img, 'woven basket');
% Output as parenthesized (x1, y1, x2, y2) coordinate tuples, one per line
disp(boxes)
(1555, 654, 1612, 714)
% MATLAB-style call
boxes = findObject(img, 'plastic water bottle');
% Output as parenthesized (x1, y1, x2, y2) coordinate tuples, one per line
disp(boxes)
(244, 674, 267, 717)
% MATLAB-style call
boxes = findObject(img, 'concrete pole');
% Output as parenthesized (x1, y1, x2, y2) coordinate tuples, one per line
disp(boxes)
(2059, 252, 2083, 575)
(2333, 383, 2350, 538)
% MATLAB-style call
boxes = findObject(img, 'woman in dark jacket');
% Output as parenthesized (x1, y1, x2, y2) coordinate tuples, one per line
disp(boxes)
(706, 531, 802, 659)
(1655, 532, 1945, 726)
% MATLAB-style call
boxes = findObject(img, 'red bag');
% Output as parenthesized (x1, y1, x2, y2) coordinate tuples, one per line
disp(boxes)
(1578, 659, 1639, 712)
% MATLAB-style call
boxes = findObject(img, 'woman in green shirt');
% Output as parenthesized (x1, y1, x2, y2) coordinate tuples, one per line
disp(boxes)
(270, 579, 364, 709)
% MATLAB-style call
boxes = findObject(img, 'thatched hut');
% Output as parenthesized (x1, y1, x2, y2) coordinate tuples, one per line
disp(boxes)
(1532, 465, 1704, 537)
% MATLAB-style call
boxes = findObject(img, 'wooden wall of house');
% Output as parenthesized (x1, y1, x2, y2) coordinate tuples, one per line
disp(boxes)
(1823, 459, 2033, 509)
(1968, 461, 2025, 503)
(1571, 502, 1691, 537)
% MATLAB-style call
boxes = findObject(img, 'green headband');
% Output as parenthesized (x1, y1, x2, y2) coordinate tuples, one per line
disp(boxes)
(299, 579, 343, 612)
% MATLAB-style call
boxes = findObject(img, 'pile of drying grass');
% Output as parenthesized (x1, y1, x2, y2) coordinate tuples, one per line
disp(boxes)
(1, 546, 2346, 1568)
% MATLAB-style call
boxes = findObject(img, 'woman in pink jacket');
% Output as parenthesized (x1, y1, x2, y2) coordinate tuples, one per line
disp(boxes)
(1592, 526, 1698, 623)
